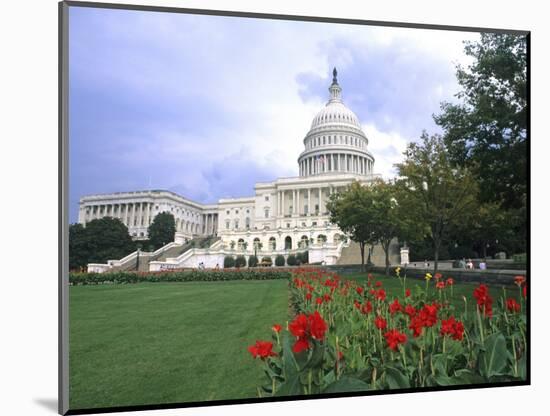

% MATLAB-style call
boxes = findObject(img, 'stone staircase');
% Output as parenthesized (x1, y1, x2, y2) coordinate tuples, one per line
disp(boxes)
(113, 236, 221, 272)
(337, 240, 401, 266)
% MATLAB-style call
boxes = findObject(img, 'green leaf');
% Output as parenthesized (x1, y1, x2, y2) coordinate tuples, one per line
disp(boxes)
(323, 376, 370, 394)
(453, 369, 485, 385)
(479, 332, 509, 378)
(384, 366, 411, 389)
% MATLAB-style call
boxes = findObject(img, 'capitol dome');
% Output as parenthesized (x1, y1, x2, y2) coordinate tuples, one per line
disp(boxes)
(298, 68, 374, 178)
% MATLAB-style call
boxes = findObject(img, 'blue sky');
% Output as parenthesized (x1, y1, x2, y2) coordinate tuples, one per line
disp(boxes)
(68, 6, 479, 223)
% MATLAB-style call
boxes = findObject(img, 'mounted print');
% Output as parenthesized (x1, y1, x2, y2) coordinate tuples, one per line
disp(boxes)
(59, 1, 530, 414)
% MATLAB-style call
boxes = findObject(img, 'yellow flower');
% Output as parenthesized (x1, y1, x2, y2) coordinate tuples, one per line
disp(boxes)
(395, 267, 401, 276)
(425, 273, 432, 281)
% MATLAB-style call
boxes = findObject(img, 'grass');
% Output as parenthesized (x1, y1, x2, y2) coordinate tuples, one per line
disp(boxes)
(340, 272, 523, 311)
(69, 280, 289, 410)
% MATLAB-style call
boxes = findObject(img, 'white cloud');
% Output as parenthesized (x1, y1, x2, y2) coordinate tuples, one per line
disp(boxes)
(363, 122, 409, 179)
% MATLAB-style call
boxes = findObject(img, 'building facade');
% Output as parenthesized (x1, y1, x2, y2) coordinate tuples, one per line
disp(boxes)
(80, 69, 381, 260)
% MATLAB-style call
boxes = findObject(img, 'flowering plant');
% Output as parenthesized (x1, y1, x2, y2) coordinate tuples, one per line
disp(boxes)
(249, 268, 527, 396)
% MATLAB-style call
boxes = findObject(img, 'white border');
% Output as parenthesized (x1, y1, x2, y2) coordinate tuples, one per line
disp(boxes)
(1, 1, 547, 415)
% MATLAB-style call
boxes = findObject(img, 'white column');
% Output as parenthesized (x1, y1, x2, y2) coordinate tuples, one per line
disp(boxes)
(130, 203, 136, 229)
(307, 188, 311, 216)
(282, 191, 285, 217)
(318, 188, 322, 215)
(297, 189, 300, 215)
(331, 154, 334, 172)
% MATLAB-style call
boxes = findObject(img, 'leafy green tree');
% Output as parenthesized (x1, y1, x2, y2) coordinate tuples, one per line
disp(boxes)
(275, 255, 285, 267)
(147, 212, 176, 250)
(434, 33, 527, 251)
(248, 255, 259, 267)
(69, 223, 88, 270)
(396, 133, 479, 273)
(235, 255, 247, 268)
(327, 182, 378, 271)
(224, 255, 235, 268)
(367, 179, 424, 275)
(82, 217, 135, 265)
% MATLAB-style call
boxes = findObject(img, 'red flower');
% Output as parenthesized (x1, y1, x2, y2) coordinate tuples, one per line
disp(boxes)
(446, 277, 454, 286)
(368, 273, 373, 280)
(338, 351, 344, 360)
(473, 284, 493, 317)
(506, 298, 521, 313)
(514, 275, 526, 287)
(440, 316, 464, 341)
(361, 300, 373, 315)
(248, 340, 277, 359)
(272, 324, 282, 333)
(369, 289, 376, 295)
(316, 297, 323, 305)
(375, 281, 382, 287)
(289, 311, 328, 352)
(409, 316, 424, 337)
(374, 315, 387, 330)
(404, 304, 416, 318)
(289, 314, 308, 338)
(405, 288, 411, 297)
(356, 286, 364, 295)
(384, 329, 407, 351)
(436, 281, 445, 290)
(389, 298, 402, 315)
(523, 285, 527, 298)
(292, 337, 310, 353)
(323, 294, 332, 302)
(305, 292, 312, 301)
(308, 311, 328, 340)
(434, 273, 442, 281)
(353, 299, 361, 310)
(419, 303, 438, 327)
(376, 289, 386, 301)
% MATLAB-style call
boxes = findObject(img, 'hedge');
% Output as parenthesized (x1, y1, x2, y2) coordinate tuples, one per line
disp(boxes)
(248, 255, 259, 267)
(286, 254, 297, 266)
(224, 255, 236, 268)
(275, 255, 285, 267)
(235, 255, 247, 268)
(69, 269, 293, 285)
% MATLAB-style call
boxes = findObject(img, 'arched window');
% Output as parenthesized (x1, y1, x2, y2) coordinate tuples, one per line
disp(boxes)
(269, 237, 276, 250)
(237, 238, 245, 250)
(300, 235, 309, 248)
(284, 236, 292, 250)
(245, 217, 250, 229)
(317, 234, 327, 245)
(333, 234, 342, 244)
(253, 238, 261, 250)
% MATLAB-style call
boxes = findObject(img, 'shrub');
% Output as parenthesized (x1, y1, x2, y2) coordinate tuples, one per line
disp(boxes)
(68, 269, 292, 285)
(248, 255, 259, 267)
(224, 255, 235, 268)
(275, 255, 285, 267)
(261, 256, 273, 266)
(297, 251, 309, 264)
(235, 255, 247, 268)
(286, 254, 297, 266)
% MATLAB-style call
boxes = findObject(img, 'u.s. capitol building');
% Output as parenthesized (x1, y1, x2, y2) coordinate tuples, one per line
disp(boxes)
(81, 69, 400, 271)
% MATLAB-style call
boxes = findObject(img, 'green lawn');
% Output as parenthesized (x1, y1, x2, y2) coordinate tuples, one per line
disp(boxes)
(340, 272, 523, 311)
(69, 280, 289, 410)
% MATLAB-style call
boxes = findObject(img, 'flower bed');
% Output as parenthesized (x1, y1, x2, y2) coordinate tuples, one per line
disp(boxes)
(69, 269, 292, 285)
(248, 268, 527, 396)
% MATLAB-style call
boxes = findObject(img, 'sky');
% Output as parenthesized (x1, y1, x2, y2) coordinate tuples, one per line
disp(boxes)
(68, 6, 480, 223)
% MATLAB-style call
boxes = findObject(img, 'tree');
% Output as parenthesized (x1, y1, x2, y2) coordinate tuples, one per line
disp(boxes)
(366, 179, 423, 275)
(69, 223, 88, 270)
(396, 133, 479, 273)
(81, 217, 135, 265)
(434, 33, 527, 251)
(327, 182, 378, 272)
(147, 212, 176, 250)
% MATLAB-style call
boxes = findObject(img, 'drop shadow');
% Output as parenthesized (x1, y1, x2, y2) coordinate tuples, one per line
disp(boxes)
(34, 398, 58, 413)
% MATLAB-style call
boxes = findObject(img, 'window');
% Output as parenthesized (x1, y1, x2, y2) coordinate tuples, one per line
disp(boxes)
(245, 217, 250, 229)
(236, 210, 239, 215)
(264, 209, 269, 218)
(226, 221, 230, 229)
(226, 210, 230, 215)
(302, 222, 306, 227)
(286, 223, 291, 228)
(304, 204, 309, 214)
(312, 221, 317, 226)
(235, 220, 239, 229)
(264, 195, 269, 201)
